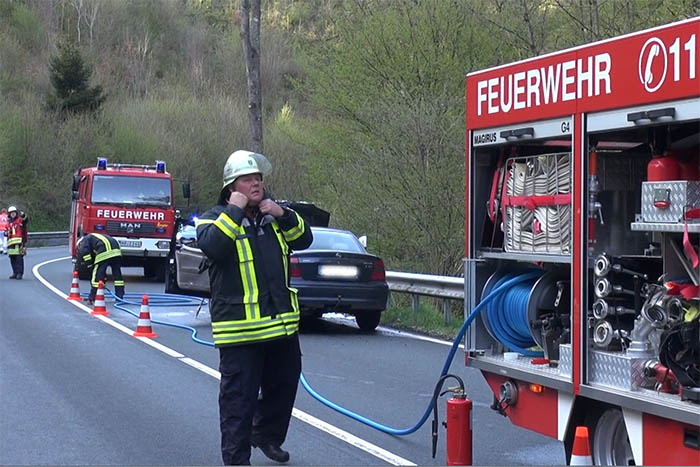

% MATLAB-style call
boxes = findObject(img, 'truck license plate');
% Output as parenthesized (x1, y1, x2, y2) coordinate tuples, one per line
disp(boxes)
(118, 240, 142, 248)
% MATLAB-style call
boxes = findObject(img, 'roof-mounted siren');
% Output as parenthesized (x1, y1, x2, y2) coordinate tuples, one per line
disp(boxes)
(97, 157, 108, 170)
(156, 160, 166, 173)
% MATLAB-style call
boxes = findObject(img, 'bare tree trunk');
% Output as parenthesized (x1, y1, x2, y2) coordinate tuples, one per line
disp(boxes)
(70, 0, 83, 44)
(240, 0, 263, 153)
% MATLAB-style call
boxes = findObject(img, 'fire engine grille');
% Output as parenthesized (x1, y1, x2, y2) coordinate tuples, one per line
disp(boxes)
(106, 220, 155, 235)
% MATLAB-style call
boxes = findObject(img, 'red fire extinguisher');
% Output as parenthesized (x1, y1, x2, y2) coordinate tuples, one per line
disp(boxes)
(446, 389, 473, 465)
(431, 374, 473, 466)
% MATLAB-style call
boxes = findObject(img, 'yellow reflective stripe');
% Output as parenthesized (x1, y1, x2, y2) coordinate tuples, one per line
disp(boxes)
(281, 212, 305, 242)
(95, 249, 121, 263)
(271, 225, 301, 314)
(214, 212, 241, 241)
(235, 236, 259, 320)
(114, 280, 125, 286)
(7, 238, 21, 246)
(213, 326, 289, 345)
(271, 225, 289, 283)
(92, 233, 112, 252)
(195, 219, 215, 227)
(82, 254, 92, 262)
(91, 267, 99, 287)
(213, 316, 283, 332)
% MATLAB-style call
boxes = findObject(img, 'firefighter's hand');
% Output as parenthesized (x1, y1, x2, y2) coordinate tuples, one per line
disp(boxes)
(259, 199, 284, 218)
(228, 191, 248, 209)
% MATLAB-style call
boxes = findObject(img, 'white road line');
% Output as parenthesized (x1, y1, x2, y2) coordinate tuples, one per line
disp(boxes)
(33, 256, 417, 466)
(292, 409, 416, 466)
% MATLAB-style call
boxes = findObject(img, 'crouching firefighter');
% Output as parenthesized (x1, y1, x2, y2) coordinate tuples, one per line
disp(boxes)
(196, 150, 313, 465)
(76, 233, 125, 304)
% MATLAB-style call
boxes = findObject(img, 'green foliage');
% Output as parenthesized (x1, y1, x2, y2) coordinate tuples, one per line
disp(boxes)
(382, 295, 464, 340)
(0, 0, 698, 287)
(47, 43, 105, 114)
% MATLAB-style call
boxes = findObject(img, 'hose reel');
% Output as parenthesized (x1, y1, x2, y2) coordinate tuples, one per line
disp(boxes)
(481, 269, 570, 362)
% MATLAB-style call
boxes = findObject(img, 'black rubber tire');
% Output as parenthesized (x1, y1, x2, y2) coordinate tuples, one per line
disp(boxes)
(355, 310, 381, 332)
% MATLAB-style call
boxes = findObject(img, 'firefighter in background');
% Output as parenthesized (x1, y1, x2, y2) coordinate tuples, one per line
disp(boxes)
(196, 150, 313, 465)
(76, 233, 125, 304)
(7, 206, 28, 279)
(0, 208, 8, 254)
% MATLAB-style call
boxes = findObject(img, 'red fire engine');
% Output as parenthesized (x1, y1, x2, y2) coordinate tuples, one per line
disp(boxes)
(465, 18, 699, 465)
(70, 158, 189, 281)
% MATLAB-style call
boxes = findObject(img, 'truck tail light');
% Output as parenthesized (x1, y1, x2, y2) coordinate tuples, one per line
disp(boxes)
(290, 257, 302, 277)
(370, 260, 385, 281)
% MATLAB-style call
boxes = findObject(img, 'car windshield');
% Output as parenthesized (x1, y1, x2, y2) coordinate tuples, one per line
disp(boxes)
(92, 175, 172, 207)
(309, 230, 364, 252)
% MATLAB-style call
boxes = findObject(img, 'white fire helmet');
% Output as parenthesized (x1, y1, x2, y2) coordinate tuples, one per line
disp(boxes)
(7, 206, 17, 214)
(221, 150, 272, 190)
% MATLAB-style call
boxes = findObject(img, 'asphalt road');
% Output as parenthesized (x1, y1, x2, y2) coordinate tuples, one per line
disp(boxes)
(1, 247, 566, 465)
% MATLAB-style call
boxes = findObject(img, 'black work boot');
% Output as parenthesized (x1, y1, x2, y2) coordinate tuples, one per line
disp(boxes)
(253, 443, 290, 464)
(15, 274, 22, 280)
(9, 274, 16, 279)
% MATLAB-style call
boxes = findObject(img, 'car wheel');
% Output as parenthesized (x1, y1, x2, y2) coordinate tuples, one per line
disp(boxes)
(355, 310, 381, 332)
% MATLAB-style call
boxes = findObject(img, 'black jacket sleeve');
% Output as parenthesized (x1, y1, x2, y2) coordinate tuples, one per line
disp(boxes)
(196, 204, 245, 264)
(276, 207, 313, 251)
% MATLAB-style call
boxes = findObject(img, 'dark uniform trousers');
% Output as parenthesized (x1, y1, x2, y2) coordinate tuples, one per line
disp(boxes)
(219, 333, 301, 465)
(9, 254, 24, 276)
(88, 257, 125, 301)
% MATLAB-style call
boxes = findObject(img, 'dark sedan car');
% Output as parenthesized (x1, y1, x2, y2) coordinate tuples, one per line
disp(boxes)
(166, 218, 389, 331)
(290, 227, 388, 331)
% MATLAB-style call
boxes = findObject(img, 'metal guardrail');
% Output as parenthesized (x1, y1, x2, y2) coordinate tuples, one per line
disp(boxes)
(385, 271, 464, 324)
(27, 231, 69, 247)
(25, 231, 464, 320)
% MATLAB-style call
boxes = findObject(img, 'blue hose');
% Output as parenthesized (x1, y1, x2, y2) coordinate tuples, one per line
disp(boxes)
(97, 270, 541, 436)
(485, 273, 544, 357)
(299, 270, 542, 435)
(93, 291, 215, 347)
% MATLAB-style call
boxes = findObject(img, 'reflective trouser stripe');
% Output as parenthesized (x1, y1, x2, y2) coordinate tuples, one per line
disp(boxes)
(281, 211, 306, 242)
(8, 237, 21, 246)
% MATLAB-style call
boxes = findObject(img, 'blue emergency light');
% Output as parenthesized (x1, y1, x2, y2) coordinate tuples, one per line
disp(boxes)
(156, 160, 166, 173)
(97, 157, 108, 170)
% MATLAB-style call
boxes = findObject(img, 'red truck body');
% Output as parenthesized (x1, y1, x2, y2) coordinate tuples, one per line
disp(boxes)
(69, 159, 177, 280)
(465, 18, 699, 465)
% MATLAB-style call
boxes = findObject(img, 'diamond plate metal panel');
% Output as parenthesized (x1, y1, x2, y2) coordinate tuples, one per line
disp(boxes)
(641, 181, 700, 223)
(589, 349, 648, 390)
(559, 344, 571, 377)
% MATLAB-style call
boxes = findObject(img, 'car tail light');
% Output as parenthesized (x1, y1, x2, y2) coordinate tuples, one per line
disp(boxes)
(290, 257, 302, 277)
(370, 259, 385, 281)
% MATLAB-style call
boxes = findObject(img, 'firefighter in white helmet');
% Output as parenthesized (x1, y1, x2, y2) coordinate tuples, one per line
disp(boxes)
(6, 205, 29, 279)
(196, 150, 312, 465)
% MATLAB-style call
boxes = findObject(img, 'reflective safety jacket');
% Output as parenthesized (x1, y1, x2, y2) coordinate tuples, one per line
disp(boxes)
(196, 204, 312, 347)
(7, 214, 28, 256)
(77, 233, 122, 268)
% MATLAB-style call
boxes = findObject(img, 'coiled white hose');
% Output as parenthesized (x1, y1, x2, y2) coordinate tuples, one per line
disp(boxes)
(505, 153, 571, 254)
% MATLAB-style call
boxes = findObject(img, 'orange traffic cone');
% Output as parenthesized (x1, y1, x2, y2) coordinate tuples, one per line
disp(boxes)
(67, 270, 82, 301)
(90, 281, 109, 316)
(570, 426, 593, 465)
(133, 295, 157, 338)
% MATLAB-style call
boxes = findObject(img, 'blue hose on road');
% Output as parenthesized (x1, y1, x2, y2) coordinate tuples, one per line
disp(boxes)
(299, 270, 542, 435)
(97, 270, 541, 436)
(90, 291, 215, 347)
